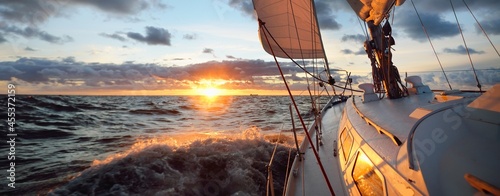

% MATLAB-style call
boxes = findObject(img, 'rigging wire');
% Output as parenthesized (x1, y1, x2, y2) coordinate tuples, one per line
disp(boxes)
(260, 23, 363, 93)
(449, 0, 482, 92)
(462, 0, 500, 58)
(410, 0, 453, 91)
(259, 19, 336, 196)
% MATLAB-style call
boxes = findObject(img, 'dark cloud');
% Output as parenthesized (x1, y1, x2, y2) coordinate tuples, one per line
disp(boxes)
(395, 12, 458, 42)
(226, 55, 237, 59)
(443, 45, 485, 55)
(203, 48, 214, 54)
(183, 33, 197, 40)
(399, 0, 500, 15)
(314, 0, 342, 30)
(0, 25, 73, 44)
(478, 19, 500, 35)
(0, 0, 59, 25)
(25, 47, 36, 51)
(99, 33, 127, 42)
(5, 57, 495, 93)
(202, 48, 216, 58)
(340, 48, 365, 55)
(62, 56, 76, 63)
(0, 34, 5, 43)
(72, 0, 150, 14)
(392, 0, 500, 41)
(318, 17, 341, 30)
(0, 0, 169, 27)
(170, 58, 187, 61)
(341, 34, 366, 43)
(227, 0, 254, 16)
(0, 57, 304, 92)
(127, 26, 171, 45)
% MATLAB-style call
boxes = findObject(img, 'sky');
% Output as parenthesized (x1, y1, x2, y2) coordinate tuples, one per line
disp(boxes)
(0, 0, 499, 95)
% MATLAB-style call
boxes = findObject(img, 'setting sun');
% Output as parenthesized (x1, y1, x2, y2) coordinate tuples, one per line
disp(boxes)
(200, 87, 222, 97)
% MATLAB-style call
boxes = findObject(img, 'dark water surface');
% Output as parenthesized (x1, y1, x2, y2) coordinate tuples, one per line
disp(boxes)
(0, 95, 318, 195)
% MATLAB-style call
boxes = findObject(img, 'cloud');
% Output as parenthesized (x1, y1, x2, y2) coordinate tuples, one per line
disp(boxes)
(443, 45, 485, 55)
(203, 48, 214, 54)
(0, 57, 308, 93)
(0, 34, 5, 43)
(0, 0, 60, 25)
(341, 34, 366, 43)
(99, 33, 127, 42)
(170, 58, 188, 61)
(318, 17, 341, 30)
(392, 0, 500, 41)
(72, 0, 150, 14)
(478, 18, 500, 35)
(416, 68, 500, 90)
(0, 25, 73, 44)
(183, 33, 197, 40)
(0, 0, 169, 27)
(4, 57, 496, 94)
(25, 47, 36, 51)
(226, 55, 237, 59)
(202, 48, 217, 58)
(127, 26, 171, 45)
(340, 48, 365, 55)
(396, 12, 458, 42)
(314, 0, 342, 30)
(227, 0, 254, 16)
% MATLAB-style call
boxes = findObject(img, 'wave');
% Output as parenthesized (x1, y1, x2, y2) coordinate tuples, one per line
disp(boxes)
(129, 109, 181, 115)
(19, 128, 75, 139)
(36, 96, 82, 112)
(49, 133, 296, 195)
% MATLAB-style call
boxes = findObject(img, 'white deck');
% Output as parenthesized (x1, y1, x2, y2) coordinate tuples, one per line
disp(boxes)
(285, 101, 347, 196)
(285, 87, 500, 195)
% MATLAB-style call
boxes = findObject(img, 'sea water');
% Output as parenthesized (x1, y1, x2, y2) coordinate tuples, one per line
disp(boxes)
(0, 95, 318, 195)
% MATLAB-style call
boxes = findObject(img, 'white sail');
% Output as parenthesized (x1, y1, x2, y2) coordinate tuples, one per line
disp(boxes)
(253, 0, 325, 59)
(346, 0, 406, 25)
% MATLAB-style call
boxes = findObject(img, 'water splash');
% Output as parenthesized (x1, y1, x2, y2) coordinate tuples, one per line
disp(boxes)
(50, 131, 297, 195)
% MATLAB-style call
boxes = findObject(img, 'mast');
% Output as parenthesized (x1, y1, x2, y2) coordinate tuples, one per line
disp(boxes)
(365, 20, 406, 99)
(347, 0, 407, 98)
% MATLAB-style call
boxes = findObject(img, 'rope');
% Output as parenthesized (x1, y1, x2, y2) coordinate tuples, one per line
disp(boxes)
(259, 19, 336, 196)
(260, 23, 363, 93)
(410, 0, 453, 90)
(450, 0, 482, 92)
(462, 0, 500, 58)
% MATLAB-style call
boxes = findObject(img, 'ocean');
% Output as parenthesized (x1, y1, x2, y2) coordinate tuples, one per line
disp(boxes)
(1, 95, 319, 195)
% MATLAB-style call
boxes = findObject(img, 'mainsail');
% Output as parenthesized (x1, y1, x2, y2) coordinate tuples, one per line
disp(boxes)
(346, 0, 406, 25)
(253, 0, 325, 59)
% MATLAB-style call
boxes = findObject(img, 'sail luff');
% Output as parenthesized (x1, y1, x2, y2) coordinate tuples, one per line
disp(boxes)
(254, 0, 325, 59)
(311, 0, 332, 76)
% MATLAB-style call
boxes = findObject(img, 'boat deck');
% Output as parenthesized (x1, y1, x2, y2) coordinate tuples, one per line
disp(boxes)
(285, 101, 347, 196)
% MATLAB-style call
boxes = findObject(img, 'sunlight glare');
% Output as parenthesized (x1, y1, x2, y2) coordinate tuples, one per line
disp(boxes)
(201, 87, 221, 97)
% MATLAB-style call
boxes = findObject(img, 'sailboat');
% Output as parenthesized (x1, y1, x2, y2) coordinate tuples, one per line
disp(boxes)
(252, 0, 500, 195)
